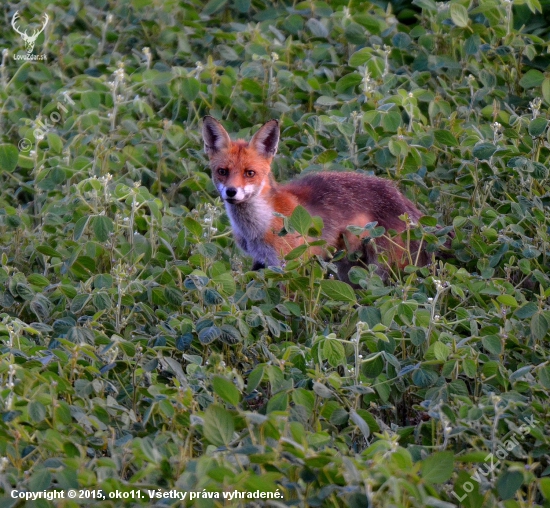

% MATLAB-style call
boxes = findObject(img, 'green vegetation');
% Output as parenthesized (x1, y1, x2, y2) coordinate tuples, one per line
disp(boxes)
(1, 0, 550, 506)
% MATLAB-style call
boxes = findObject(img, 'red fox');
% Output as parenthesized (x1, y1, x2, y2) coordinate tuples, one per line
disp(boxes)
(202, 116, 429, 282)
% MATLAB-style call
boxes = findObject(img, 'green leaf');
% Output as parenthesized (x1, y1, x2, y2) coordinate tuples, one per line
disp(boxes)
(519, 69, 544, 88)
(74, 216, 89, 241)
(92, 216, 114, 242)
(514, 302, 538, 319)
(202, 0, 228, 15)
(497, 294, 518, 307)
(482, 335, 502, 355)
(320, 280, 356, 303)
(47, 133, 63, 153)
(0, 144, 19, 172)
(316, 96, 339, 106)
(529, 117, 548, 137)
(531, 312, 548, 340)
(322, 337, 346, 367)
(212, 376, 241, 406)
(421, 451, 454, 483)
(203, 404, 234, 446)
(434, 129, 459, 147)
(70, 294, 90, 313)
(266, 391, 289, 412)
(289, 205, 312, 236)
(315, 149, 338, 164)
(392, 32, 411, 49)
(350, 408, 370, 439)
(542, 77, 550, 104)
(28, 274, 50, 288)
(450, 4, 469, 27)
(540, 478, 550, 500)
(202, 288, 223, 305)
(335, 73, 362, 94)
(81, 91, 101, 109)
(285, 244, 308, 261)
(219, 324, 241, 344)
(29, 469, 52, 491)
(312, 382, 334, 398)
(538, 366, 550, 390)
(473, 143, 497, 159)
(496, 470, 523, 500)
(433, 342, 449, 361)
(36, 245, 62, 258)
(349, 48, 372, 67)
(198, 325, 222, 344)
(382, 111, 402, 132)
(28, 400, 46, 422)
(212, 272, 236, 296)
(181, 77, 200, 102)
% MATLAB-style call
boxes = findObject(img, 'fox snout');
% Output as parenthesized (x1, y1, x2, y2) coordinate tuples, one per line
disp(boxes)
(218, 185, 244, 203)
(216, 183, 259, 203)
(225, 187, 237, 198)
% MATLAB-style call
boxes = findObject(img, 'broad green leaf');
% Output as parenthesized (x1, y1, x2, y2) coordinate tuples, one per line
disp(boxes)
(433, 342, 450, 361)
(47, 133, 63, 153)
(450, 4, 469, 27)
(289, 205, 312, 236)
(266, 391, 289, 412)
(181, 77, 200, 102)
(473, 143, 497, 159)
(542, 77, 550, 104)
(496, 470, 523, 500)
(482, 335, 502, 354)
(529, 118, 548, 137)
(531, 312, 548, 340)
(212, 376, 241, 406)
(497, 294, 518, 307)
(322, 337, 345, 367)
(320, 280, 356, 303)
(183, 217, 202, 238)
(29, 469, 52, 491)
(519, 69, 544, 88)
(202, 0, 228, 15)
(514, 302, 538, 319)
(203, 405, 234, 446)
(0, 144, 19, 172)
(349, 48, 372, 67)
(350, 408, 370, 439)
(198, 325, 222, 345)
(434, 129, 459, 147)
(540, 478, 550, 500)
(421, 451, 454, 483)
(93, 216, 114, 242)
(28, 400, 47, 422)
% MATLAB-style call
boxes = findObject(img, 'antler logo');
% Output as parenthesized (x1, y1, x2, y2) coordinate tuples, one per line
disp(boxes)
(11, 11, 49, 55)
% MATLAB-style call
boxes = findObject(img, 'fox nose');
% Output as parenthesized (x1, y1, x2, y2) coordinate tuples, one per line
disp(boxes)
(225, 188, 237, 198)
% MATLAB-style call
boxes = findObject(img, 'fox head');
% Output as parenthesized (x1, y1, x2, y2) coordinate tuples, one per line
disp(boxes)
(202, 116, 279, 204)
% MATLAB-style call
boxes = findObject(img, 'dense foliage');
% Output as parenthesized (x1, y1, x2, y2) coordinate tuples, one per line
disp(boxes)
(0, 0, 550, 506)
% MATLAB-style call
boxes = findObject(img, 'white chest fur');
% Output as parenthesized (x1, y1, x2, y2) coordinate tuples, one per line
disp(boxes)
(225, 195, 272, 240)
(224, 195, 279, 267)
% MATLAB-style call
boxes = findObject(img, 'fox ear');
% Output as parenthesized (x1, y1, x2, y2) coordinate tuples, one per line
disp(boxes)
(250, 119, 279, 158)
(202, 116, 231, 155)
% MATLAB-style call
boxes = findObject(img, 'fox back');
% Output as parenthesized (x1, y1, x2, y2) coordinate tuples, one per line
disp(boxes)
(202, 116, 429, 282)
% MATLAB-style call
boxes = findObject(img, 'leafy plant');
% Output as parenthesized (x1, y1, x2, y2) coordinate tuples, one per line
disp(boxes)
(0, 0, 549, 506)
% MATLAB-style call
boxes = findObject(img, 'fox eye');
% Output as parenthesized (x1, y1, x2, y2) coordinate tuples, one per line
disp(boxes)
(245, 170, 256, 178)
(217, 168, 229, 176)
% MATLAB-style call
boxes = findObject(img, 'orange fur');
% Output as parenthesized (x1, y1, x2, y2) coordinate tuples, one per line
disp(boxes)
(202, 116, 428, 282)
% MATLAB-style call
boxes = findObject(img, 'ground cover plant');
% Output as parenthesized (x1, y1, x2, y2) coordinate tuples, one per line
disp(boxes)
(0, 0, 550, 506)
